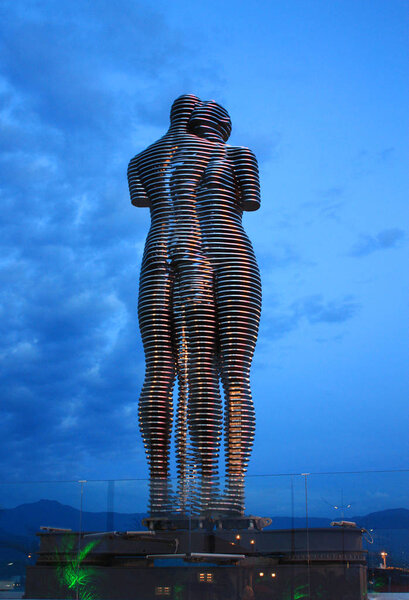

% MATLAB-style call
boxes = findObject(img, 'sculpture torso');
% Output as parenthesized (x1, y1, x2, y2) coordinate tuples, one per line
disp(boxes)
(130, 132, 256, 268)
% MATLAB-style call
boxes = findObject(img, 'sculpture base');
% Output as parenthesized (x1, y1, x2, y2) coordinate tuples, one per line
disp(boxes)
(143, 514, 272, 531)
(25, 526, 367, 599)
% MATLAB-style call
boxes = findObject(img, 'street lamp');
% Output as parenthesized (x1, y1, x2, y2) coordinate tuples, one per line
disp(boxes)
(380, 551, 388, 569)
(333, 502, 352, 519)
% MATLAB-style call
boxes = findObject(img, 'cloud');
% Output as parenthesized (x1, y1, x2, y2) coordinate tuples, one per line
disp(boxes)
(293, 294, 359, 324)
(0, 1, 196, 132)
(0, 0, 227, 481)
(260, 244, 300, 268)
(350, 146, 396, 179)
(319, 186, 345, 198)
(301, 187, 346, 222)
(377, 147, 395, 162)
(350, 228, 405, 257)
(259, 293, 359, 348)
(261, 312, 300, 340)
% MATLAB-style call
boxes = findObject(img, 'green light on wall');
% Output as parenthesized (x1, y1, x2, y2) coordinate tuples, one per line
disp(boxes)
(281, 584, 311, 600)
(293, 585, 308, 600)
(173, 584, 184, 600)
(55, 536, 100, 599)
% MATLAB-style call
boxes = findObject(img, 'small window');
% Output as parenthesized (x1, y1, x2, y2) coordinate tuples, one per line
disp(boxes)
(155, 586, 171, 596)
(198, 572, 214, 583)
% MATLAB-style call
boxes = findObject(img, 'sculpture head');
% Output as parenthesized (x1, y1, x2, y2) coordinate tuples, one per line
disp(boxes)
(187, 100, 232, 142)
(169, 94, 201, 129)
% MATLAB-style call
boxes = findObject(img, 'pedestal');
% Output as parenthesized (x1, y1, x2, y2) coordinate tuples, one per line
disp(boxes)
(25, 525, 367, 599)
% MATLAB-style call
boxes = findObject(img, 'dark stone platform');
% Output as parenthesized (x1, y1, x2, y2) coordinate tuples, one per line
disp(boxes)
(25, 525, 367, 599)
(142, 514, 273, 531)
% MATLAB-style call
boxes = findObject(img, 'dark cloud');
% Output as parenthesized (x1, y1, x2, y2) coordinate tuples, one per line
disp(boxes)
(319, 186, 345, 198)
(350, 146, 396, 179)
(378, 147, 395, 162)
(0, 0, 224, 481)
(261, 244, 300, 268)
(262, 312, 300, 340)
(0, 0, 192, 133)
(350, 228, 405, 257)
(302, 187, 345, 222)
(294, 294, 359, 324)
(261, 293, 359, 343)
(350, 149, 372, 178)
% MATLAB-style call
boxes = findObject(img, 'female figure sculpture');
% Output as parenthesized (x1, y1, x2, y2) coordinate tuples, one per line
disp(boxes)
(128, 96, 261, 516)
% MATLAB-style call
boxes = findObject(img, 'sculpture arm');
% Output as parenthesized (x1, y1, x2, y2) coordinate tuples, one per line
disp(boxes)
(228, 147, 260, 212)
(127, 157, 150, 208)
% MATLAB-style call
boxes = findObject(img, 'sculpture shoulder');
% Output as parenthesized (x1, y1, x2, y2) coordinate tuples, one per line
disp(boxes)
(129, 135, 168, 167)
(226, 145, 260, 212)
(127, 152, 151, 208)
(226, 145, 258, 163)
(127, 134, 175, 208)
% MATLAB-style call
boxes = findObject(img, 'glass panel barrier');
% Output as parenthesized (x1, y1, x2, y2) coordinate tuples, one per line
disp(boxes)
(245, 474, 310, 600)
(307, 470, 409, 597)
(0, 471, 407, 598)
(0, 480, 82, 598)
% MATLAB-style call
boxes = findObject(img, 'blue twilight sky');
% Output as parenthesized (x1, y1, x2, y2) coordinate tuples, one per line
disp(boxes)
(0, 0, 408, 504)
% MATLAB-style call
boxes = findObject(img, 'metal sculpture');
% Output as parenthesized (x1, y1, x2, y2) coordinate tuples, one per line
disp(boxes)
(128, 95, 261, 516)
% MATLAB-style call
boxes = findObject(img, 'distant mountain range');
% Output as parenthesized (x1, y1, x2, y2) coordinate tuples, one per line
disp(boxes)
(0, 500, 408, 578)
(267, 507, 409, 530)
(0, 498, 146, 537)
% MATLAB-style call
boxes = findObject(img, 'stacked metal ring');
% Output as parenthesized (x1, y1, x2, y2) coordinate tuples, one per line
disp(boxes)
(128, 95, 261, 516)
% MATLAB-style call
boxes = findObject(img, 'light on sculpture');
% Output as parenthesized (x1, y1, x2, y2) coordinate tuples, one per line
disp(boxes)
(128, 95, 261, 516)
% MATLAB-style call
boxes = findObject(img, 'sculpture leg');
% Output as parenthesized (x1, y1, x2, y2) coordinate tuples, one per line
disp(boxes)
(138, 261, 175, 515)
(175, 259, 222, 515)
(215, 259, 261, 515)
(172, 274, 191, 513)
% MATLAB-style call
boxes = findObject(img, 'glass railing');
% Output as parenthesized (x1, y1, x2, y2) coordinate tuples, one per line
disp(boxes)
(0, 469, 407, 598)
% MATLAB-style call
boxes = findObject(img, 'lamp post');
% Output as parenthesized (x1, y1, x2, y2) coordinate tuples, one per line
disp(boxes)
(333, 490, 351, 520)
(380, 551, 388, 569)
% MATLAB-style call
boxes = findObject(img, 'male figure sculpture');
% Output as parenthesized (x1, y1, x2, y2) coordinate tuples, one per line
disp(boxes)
(128, 95, 261, 516)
